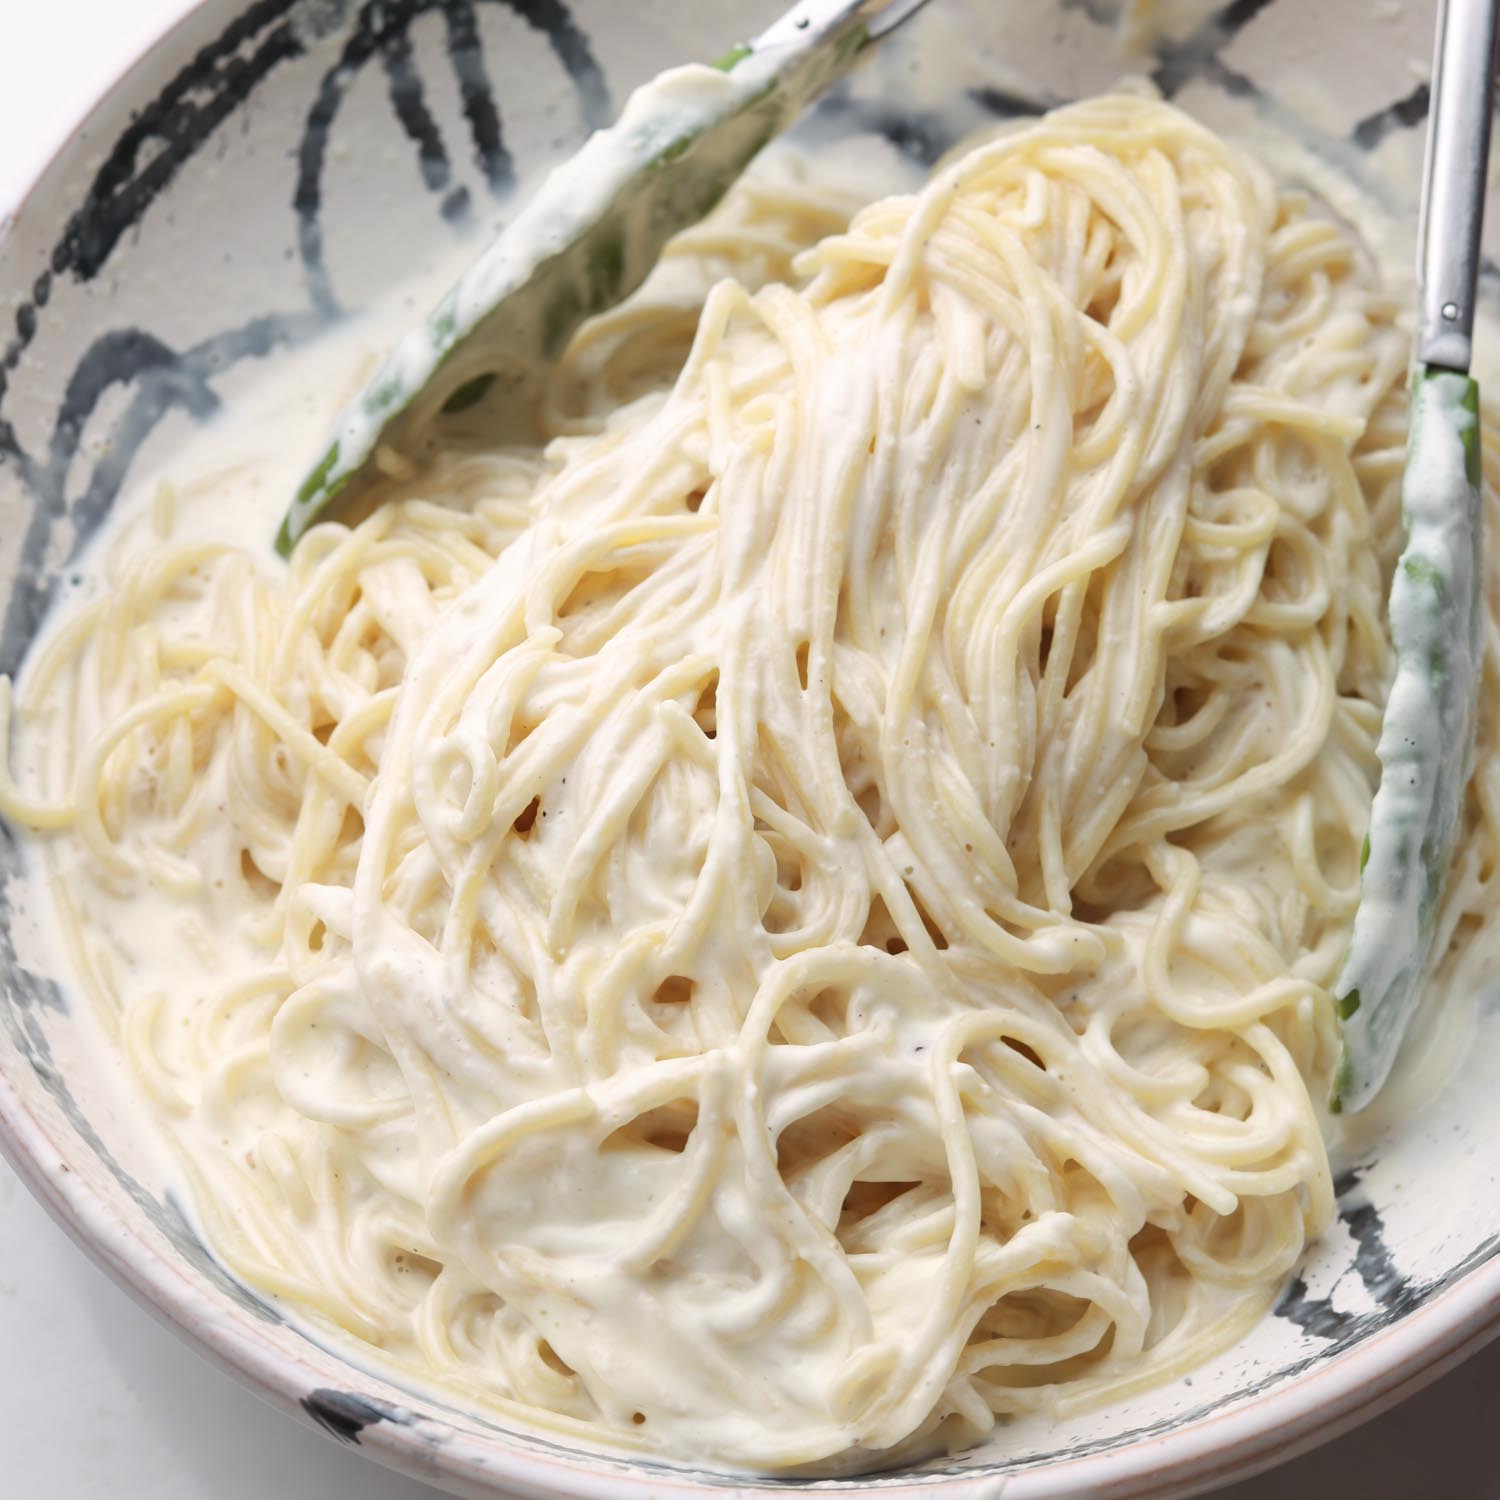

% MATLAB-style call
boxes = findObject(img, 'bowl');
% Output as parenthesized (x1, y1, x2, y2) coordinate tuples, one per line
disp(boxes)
(2, 2, 1497, 1497)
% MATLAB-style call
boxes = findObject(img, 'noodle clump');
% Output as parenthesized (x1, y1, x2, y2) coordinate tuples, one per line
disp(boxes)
(8, 91, 1500, 1470)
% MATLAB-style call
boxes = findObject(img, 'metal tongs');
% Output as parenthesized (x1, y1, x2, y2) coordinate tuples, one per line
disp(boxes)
(275, 0, 931, 554)
(1335, 0, 1500, 1111)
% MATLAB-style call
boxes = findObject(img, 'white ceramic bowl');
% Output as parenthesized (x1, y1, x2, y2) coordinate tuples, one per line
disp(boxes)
(2, 2, 1497, 1497)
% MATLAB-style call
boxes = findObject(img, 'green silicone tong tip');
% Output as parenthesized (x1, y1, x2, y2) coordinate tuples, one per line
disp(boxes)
(273, 0, 932, 558)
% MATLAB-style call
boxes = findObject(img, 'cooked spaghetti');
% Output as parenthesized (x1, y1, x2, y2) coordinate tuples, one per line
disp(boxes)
(6, 89, 1500, 1470)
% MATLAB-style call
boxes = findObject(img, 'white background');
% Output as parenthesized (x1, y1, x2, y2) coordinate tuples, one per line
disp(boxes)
(2, 3, 1500, 1497)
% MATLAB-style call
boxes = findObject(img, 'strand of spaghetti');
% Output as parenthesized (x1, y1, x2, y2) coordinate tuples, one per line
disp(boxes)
(202, 660, 369, 807)
(0, 678, 73, 828)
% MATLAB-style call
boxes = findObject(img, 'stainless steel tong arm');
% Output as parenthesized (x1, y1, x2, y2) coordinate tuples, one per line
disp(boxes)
(1418, 0, 1500, 371)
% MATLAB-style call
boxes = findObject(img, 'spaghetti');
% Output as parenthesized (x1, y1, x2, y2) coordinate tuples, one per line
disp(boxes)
(6, 89, 1500, 1470)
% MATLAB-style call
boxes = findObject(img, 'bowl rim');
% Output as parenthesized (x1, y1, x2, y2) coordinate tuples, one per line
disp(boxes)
(2, 2, 1499, 1498)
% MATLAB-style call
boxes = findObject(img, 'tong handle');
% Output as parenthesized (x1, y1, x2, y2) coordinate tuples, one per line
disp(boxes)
(751, 0, 931, 53)
(1418, 0, 1500, 371)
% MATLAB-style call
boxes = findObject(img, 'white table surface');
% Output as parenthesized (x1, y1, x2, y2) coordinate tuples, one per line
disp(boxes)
(3, 5, 1500, 1498)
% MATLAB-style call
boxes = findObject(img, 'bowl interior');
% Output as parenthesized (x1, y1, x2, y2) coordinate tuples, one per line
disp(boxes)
(2, 3, 1498, 1498)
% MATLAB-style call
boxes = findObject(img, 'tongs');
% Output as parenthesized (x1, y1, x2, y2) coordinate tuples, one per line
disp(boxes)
(274, 0, 932, 555)
(1335, 0, 1500, 1111)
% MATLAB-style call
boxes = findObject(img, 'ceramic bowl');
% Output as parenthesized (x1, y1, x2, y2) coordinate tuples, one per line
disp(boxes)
(2, 2, 1497, 1497)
